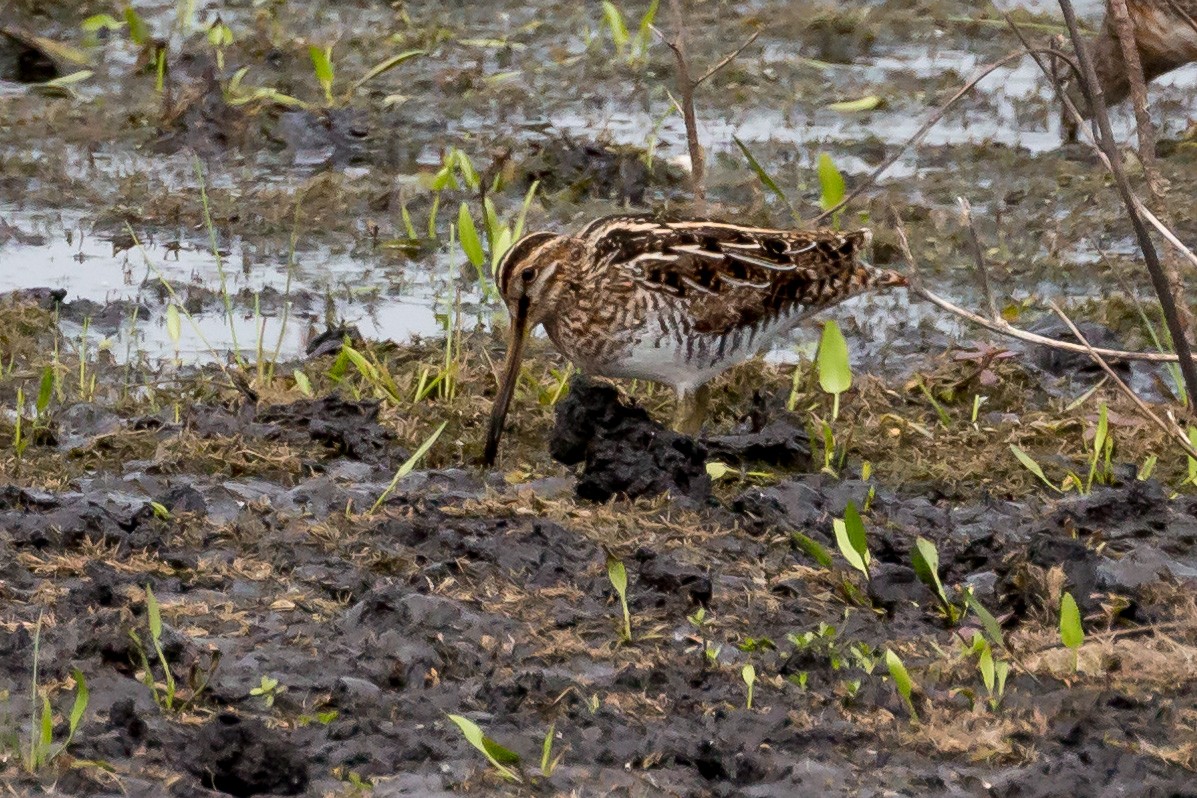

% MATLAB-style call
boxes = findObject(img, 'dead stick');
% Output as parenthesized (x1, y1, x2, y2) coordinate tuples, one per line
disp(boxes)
(695, 30, 761, 86)
(1018, 18, 1197, 276)
(662, 0, 704, 207)
(1162, 0, 1197, 36)
(813, 48, 1073, 226)
(1009, 14, 1197, 272)
(653, 13, 761, 211)
(909, 285, 1184, 363)
(1057, 0, 1197, 409)
(891, 214, 1183, 362)
(1108, 0, 1193, 343)
(1048, 300, 1197, 459)
(958, 197, 999, 321)
(1107, 0, 1157, 171)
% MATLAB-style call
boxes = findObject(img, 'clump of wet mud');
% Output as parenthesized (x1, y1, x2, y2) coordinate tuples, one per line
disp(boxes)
(550, 375, 710, 502)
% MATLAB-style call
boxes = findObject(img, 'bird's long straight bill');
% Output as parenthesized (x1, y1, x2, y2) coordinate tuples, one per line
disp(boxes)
(482, 300, 529, 467)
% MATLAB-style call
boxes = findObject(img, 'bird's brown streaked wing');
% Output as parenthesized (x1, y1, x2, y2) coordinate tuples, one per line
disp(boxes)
(590, 217, 879, 336)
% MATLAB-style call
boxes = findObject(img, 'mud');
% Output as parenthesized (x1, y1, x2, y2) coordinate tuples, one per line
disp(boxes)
(0, 355, 1196, 795)
(3, 0, 1197, 795)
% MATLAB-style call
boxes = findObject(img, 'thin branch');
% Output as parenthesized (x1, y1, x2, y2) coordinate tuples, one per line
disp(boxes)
(957, 197, 999, 321)
(1057, 0, 1197, 410)
(652, 7, 761, 211)
(653, 17, 703, 207)
(1107, 0, 1193, 343)
(1007, 15, 1197, 274)
(695, 29, 761, 86)
(891, 214, 1183, 363)
(909, 285, 1185, 364)
(813, 47, 1077, 226)
(1107, 0, 1156, 170)
(1162, 0, 1197, 37)
(1048, 300, 1197, 459)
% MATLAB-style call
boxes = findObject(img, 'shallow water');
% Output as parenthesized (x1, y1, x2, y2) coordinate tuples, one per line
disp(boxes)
(1, 0, 1193, 367)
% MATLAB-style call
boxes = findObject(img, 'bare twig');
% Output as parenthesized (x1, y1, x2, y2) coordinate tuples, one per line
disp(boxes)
(909, 285, 1185, 364)
(1056, 0, 1197, 409)
(1107, 0, 1193, 343)
(1107, 0, 1156, 170)
(695, 30, 761, 86)
(957, 197, 999, 321)
(1048, 300, 1197, 459)
(1021, 18, 1197, 276)
(653, 4, 761, 211)
(813, 47, 1077, 226)
(1163, 0, 1197, 36)
(893, 214, 1187, 363)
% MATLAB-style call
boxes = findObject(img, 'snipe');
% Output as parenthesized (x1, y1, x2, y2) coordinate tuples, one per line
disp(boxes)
(482, 215, 907, 466)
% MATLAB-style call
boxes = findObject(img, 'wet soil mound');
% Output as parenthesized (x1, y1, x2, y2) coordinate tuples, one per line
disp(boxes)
(188, 713, 308, 796)
(549, 376, 710, 503)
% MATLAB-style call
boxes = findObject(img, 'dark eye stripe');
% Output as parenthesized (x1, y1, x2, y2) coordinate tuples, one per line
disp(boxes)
(497, 231, 556, 297)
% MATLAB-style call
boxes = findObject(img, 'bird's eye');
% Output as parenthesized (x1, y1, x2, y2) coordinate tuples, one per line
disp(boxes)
(520, 267, 536, 283)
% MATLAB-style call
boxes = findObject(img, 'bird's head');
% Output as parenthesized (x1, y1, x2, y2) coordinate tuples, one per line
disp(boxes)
(483, 231, 579, 467)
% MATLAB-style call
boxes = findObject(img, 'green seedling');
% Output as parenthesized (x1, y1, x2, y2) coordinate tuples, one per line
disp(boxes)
(911, 537, 962, 624)
(250, 675, 285, 707)
(446, 714, 522, 782)
(963, 589, 1005, 649)
(13, 387, 27, 461)
(458, 202, 485, 269)
(787, 360, 804, 412)
(884, 649, 918, 720)
(309, 45, 335, 104)
(166, 303, 182, 363)
(974, 635, 1010, 711)
(819, 420, 836, 474)
(293, 369, 313, 397)
(607, 554, 632, 642)
(687, 607, 719, 666)
(1059, 591, 1084, 673)
(742, 664, 757, 710)
(333, 344, 402, 405)
(127, 588, 218, 716)
(816, 153, 845, 227)
(600, 0, 658, 65)
(22, 614, 90, 772)
(733, 136, 799, 223)
(82, 13, 125, 38)
(1085, 402, 1112, 492)
(139, 585, 175, 710)
(817, 320, 851, 421)
(124, 6, 150, 47)
(705, 461, 775, 482)
(369, 421, 448, 513)
(207, 17, 233, 71)
(792, 531, 834, 568)
(827, 94, 883, 112)
(970, 394, 985, 425)
(916, 377, 951, 428)
(1137, 454, 1157, 481)
(1188, 428, 1197, 486)
(540, 722, 565, 777)
(833, 501, 870, 579)
(1009, 444, 1063, 493)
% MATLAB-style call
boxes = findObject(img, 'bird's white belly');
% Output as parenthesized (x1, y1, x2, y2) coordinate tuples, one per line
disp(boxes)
(594, 312, 797, 393)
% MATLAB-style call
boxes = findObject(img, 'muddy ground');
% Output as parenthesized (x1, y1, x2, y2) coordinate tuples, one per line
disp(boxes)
(3, 0, 1197, 796)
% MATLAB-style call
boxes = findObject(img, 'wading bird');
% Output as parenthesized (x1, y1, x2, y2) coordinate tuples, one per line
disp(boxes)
(482, 215, 907, 467)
